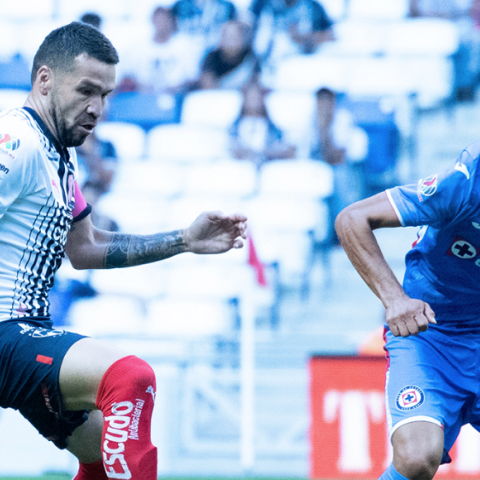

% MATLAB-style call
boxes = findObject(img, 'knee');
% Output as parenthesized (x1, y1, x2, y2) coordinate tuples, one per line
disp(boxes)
(394, 436, 443, 480)
(128, 356, 156, 388)
(96, 355, 156, 412)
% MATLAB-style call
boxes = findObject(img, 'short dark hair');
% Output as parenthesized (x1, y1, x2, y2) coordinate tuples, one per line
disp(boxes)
(31, 21, 119, 85)
(80, 12, 102, 29)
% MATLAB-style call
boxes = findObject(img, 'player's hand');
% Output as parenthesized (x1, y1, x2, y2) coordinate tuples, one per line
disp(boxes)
(385, 296, 436, 337)
(184, 211, 248, 254)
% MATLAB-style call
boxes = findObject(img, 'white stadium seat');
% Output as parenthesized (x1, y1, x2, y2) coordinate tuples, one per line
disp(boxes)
(95, 121, 147, 161)
(146, 124, 230, 164)
(181, 89, 242, 129)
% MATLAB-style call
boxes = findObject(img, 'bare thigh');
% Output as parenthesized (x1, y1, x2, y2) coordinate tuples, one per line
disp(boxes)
(59, 337, 127, 411)
(67, 409, 104, 463)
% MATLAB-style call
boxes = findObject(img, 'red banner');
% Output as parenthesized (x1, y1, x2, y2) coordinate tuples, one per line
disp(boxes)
(310, 356, 480, 479)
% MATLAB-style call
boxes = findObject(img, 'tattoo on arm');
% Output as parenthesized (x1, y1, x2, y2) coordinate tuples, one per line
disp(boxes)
(104, 230, 186, 269)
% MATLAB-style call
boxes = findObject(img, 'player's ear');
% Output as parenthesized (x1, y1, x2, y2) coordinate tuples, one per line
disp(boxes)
(35, 65, 54, 96)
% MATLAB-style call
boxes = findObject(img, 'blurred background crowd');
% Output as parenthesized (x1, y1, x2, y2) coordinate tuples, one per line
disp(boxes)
(1, 0, 480, 477)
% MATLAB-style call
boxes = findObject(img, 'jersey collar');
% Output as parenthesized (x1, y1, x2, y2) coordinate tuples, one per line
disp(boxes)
(22, 106, 70, 160)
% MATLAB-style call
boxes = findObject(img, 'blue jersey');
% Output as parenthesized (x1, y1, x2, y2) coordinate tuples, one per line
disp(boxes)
(387, 141, 480, 325)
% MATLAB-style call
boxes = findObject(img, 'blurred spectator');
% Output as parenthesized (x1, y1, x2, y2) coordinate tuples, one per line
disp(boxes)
(229, 80, 296, 167)
(410, 0, 477, 101)
(310, 88, 368, 227)
(172, 0, 237, 51)
(76, 130, 117, 194)
(251, 0, 334, 67)
(196, 20, 260, 89)
(116, 7, 204, 96)
(80, 12, 102, 30)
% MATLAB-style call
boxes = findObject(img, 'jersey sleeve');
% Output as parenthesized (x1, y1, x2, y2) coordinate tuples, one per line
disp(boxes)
(387, 148, 476, 228)
(72, 180, 92, 223)
(0, 129, 36, 220)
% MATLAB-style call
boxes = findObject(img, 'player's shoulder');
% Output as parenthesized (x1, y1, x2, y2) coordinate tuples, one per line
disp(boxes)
(0, 108, 44, 161)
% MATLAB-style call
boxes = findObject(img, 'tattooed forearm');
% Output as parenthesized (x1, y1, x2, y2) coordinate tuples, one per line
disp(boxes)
(104, 230, 186, 269)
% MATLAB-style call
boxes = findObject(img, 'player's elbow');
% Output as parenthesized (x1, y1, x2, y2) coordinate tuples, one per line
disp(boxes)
(67, 251, 91, 270)
(335, 203, 359, 240)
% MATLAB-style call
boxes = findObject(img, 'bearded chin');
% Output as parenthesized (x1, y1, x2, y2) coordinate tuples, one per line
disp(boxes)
(51, 101, 87, 148)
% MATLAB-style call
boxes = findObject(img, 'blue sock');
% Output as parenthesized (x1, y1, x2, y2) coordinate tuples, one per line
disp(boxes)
(379, 463, 410, 480)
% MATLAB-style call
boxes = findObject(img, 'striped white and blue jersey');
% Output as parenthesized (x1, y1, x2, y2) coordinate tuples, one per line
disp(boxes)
(0, 107, 90, 323)
(387, 141, 480, 326)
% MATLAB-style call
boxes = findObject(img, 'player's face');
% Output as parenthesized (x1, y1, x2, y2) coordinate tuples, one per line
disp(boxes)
(49, 53, 116, 147)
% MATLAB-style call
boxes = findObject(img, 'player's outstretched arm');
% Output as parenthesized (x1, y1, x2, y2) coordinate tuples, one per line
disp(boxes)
(335, 192, 436, 337)
(65, 211, 247, 270)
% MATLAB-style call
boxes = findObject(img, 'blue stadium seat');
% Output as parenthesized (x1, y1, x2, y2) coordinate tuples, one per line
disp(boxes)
(106, 91, 182, 131)
(0, 55, 31, 90)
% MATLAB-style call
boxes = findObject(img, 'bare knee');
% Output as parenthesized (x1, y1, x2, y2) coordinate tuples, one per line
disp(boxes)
(392, 421, 444, 480)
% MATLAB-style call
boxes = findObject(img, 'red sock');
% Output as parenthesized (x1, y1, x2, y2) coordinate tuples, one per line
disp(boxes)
(74, 459, 108, 479)
(96, 355, 157, 480)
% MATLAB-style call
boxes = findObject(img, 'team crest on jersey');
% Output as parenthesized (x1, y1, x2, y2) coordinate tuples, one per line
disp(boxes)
(396, 386, 425, 411)
(417, 175, 438, 202)
(447, 236, 478, 260)
(18, 323, 66, 338)
(0, 133, 21, 152)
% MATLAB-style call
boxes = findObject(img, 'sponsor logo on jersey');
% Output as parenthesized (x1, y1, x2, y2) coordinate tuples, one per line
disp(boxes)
(396, 386, 425, 411)
(0, 164, 9, 175)
(447, 236, 479, 260)
(0, 133, 20, 151)
(417, 175, 438, 202)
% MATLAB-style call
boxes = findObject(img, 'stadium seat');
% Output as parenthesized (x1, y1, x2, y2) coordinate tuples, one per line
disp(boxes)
(145, 297, 234, 337)
(265, 54, 348, 92)
(258, 158, 334, 200)
(95, 191, 174, 234)
(385, 18, 459, 56)
(331, 20, 389, 56)
(57, 0, 133, 21)
(107, 91, 182, 131)
(245, 195, 328, 290)
(163, 263, 255, 300)
(0, 22, 21, 61)
(183, 159, 258, 198)
(0, 89, 29, 111)
(95, 121, 147, 161)
(181, 89, 242, 129)
(347, 0, 409, 20)
(89, 263, 167, 301)
(110, 160, 185, 198)
(319, 0, 346, 21)
(345, 56, 415, 97)
(1, 0, 55, 20)
(264, 90, 317, 157)
(0, 56, 31, 90)
(146, 124, 230, 163)
(67, 294, 145, 337)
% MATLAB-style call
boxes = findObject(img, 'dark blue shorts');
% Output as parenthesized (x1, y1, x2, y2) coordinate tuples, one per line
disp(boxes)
(0, 319, 89, 449)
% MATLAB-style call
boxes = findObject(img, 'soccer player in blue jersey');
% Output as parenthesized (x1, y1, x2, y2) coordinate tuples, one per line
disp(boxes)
(335, 145, 480, 480)
(0, 22, 247, 479)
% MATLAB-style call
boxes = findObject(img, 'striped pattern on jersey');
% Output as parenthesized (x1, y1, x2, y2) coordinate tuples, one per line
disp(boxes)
(0, 108, 78, 322)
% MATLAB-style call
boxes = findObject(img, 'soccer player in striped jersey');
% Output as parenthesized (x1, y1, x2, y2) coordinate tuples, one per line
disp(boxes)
(0, 22, 247, 479)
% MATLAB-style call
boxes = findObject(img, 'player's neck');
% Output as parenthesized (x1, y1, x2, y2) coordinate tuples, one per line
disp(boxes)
(24, 93, 60, 145)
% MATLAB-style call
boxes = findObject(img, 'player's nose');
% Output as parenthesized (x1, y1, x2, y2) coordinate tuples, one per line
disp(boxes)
(86, 96, 103, 119)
